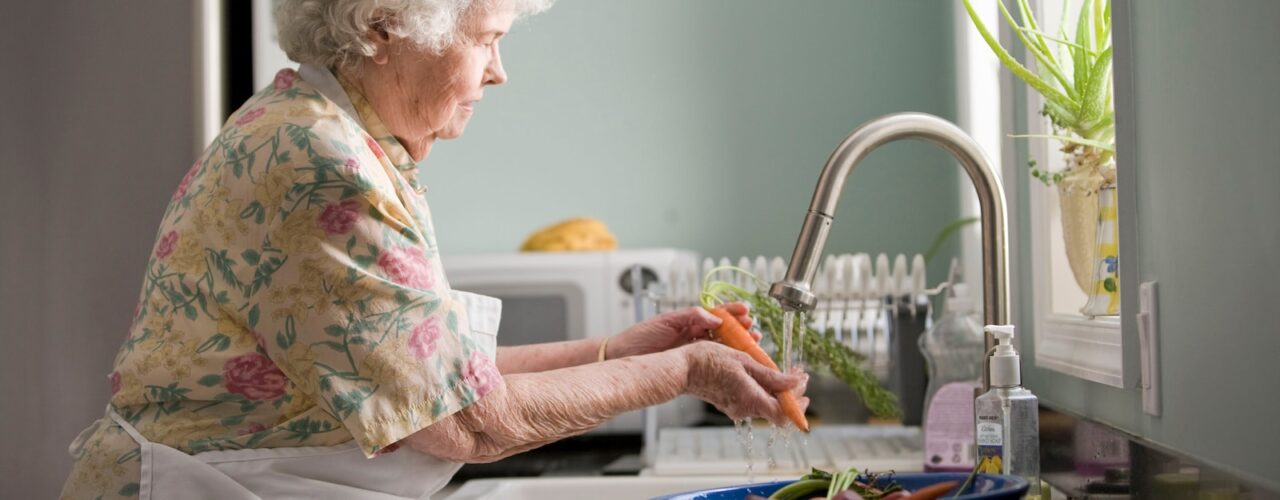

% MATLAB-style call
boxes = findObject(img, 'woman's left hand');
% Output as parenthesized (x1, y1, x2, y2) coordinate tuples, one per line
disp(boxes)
(606, 303, 757, 360)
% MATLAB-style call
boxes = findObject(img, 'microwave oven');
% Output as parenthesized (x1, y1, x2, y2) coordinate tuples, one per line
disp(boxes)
(442, 248, 705, 434)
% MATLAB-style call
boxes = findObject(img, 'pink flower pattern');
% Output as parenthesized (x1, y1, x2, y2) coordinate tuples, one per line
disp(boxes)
(173, 160, 200, 200)
(377, 246, 433, 289)
(155, 230, 178, 259)
(273, 69, 297, 91)
(235, 107, 265, 126)
(318, 199, 361, 235)
(222, 353, 288, 401)
(366, 136, 385, 159)
(408, 318, 441, 360)
(109, 371, 121, 395)
(464, 352, 501, 399)
(238, 422, 268, 436)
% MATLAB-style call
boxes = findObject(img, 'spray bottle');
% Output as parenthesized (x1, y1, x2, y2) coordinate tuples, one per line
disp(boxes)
(974, 325, 1041, 498)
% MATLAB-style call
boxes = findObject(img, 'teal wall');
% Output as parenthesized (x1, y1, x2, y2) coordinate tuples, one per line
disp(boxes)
(424, 0, 962, 281)
(1018, 0, 1280, 491)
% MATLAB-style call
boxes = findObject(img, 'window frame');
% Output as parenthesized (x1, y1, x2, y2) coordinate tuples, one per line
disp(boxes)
(1015, 0, 1125, 387)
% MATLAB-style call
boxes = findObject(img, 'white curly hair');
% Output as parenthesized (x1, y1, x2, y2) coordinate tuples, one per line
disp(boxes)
(276, 0, 552, 68)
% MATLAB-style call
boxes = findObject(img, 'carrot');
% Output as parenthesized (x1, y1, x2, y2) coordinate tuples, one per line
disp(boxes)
(707, 306, 810, 432)
(903, 480, 959, 500)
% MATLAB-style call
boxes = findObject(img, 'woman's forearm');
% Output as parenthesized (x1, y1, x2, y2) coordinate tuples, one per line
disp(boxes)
(405, 347, 687, 463)
(495, 337, 607, 374)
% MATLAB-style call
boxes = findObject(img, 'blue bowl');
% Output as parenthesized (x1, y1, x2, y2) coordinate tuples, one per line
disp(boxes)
(653, 473, 1029, 499)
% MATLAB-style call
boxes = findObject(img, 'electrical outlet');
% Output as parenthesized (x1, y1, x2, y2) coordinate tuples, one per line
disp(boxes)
(1137, 281, 1160, 416)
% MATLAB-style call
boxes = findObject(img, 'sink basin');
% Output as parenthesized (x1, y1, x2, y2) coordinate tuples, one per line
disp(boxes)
(442, 475, 793, 500)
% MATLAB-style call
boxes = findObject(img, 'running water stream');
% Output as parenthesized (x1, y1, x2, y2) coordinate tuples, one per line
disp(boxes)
(730, 309, 814, 480)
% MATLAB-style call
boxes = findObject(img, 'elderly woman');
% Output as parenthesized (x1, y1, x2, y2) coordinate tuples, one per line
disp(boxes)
(61, 1, 807, 498)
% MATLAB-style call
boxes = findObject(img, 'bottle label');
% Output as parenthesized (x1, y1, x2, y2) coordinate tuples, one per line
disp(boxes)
(976, 419, 1004, 473)
(923, 382, 979, 471)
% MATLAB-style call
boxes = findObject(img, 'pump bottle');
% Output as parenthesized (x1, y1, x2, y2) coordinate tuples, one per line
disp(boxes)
(974, 325, 1040, 498)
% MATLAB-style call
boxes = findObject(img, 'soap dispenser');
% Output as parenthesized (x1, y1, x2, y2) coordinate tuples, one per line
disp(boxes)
(974, 325, 1041, 497)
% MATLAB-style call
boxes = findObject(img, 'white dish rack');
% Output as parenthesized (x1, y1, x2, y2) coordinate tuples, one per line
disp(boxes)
(635, 253, 940, 474)
(642, 253, 932, 380)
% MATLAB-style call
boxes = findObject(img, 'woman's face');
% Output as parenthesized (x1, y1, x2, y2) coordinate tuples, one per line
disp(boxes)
(360, 6, 515, 159)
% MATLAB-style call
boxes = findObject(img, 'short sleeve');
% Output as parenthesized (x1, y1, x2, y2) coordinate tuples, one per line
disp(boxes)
(221, 121, 495, 457)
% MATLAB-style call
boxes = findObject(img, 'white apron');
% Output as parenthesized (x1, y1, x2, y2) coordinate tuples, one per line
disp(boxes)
(93, 291, 501, 500)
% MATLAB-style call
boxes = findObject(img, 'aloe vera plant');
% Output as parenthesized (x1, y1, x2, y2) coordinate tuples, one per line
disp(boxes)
(964, 0, 1115, 187)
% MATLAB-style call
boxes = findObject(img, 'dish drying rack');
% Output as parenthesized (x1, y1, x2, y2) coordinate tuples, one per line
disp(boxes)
(631, 253, 953, 471)
(636, 253, 935, 381)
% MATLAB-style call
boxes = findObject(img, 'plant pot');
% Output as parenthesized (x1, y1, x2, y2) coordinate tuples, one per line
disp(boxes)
(1055, 147, 1117, 313)
(1057, 185, 1100, 294)
(1080, 185, 1120, 316)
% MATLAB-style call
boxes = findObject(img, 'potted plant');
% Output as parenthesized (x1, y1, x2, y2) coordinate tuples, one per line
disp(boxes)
(964, 0, 1119, 315)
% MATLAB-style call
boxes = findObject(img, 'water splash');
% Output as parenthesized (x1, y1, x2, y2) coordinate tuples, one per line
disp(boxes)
(766, 425, 780, 470)
(733, 418, 755, 482)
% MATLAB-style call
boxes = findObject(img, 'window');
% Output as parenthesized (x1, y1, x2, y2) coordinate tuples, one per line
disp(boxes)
(1015, 0, 1124, 387)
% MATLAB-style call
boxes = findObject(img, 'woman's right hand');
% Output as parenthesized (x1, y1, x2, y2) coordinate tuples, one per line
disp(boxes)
(681, 341, 809, 426)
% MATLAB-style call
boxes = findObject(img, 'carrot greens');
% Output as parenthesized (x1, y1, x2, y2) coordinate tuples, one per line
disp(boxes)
(699, 266, 900, 419)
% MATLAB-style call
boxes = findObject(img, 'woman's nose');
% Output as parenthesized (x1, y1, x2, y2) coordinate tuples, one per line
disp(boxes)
(485, 48, 507, 86)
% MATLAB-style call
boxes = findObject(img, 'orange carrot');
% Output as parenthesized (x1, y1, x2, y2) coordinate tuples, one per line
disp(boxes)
(904, 480, 960, 500)
(707, 306, 810, 432)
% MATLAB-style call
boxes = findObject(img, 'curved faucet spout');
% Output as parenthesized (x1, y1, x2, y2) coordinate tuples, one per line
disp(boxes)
(768, 112, 1009, 352)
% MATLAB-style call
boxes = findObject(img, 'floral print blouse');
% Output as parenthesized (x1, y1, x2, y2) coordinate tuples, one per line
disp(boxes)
(61, 68, 500, 499)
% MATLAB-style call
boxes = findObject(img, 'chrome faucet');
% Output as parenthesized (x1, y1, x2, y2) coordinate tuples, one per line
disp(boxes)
(768, 112, 1010, 381)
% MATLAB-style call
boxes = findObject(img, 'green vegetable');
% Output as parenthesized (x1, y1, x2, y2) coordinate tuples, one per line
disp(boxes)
(700, 267, 901, 419)
(771, 467, 905, 500)
(768, 479, 830, 500)
(952, 466, 981, 498)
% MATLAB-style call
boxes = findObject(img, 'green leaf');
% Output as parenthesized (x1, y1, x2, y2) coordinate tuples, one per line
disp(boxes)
(248, 304, 260, 328)
(119, 483, 141, 496)
(277, 331, 293, 350)
(447, 311, 458, 333)
(323, 325, 346, 337)
(1104, 277, 1117, 292)
(1009, 133, 1115, 152)
(353, 255, 375, 269)
(963, 0, 1078, 113)
(183, 304, 197, 320)
(1078, 47, 1114, 126)
(241, 249, 261, 266)
(220, 415, 246, 426)
(316, 340, 347, 353)
(197, 374, 224, 387)
(1073, 0, 1094, 95)
(924, 217, 980, 264)
(196, 333, 232, 353)
(1001, 0, 1075, 99)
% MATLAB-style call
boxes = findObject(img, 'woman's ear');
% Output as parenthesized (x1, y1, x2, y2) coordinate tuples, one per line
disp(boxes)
(367, 15, 393, 65)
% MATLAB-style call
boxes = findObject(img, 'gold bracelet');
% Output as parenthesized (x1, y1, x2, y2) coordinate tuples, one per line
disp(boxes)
(597, 337, 611, 362)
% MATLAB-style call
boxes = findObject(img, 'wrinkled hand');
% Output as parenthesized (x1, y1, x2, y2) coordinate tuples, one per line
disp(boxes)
(682, 342, 810, 426)
(607, 303, 757, 360)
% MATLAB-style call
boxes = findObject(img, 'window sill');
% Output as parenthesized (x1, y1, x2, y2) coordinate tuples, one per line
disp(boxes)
(1033, 314, 1124, 387)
